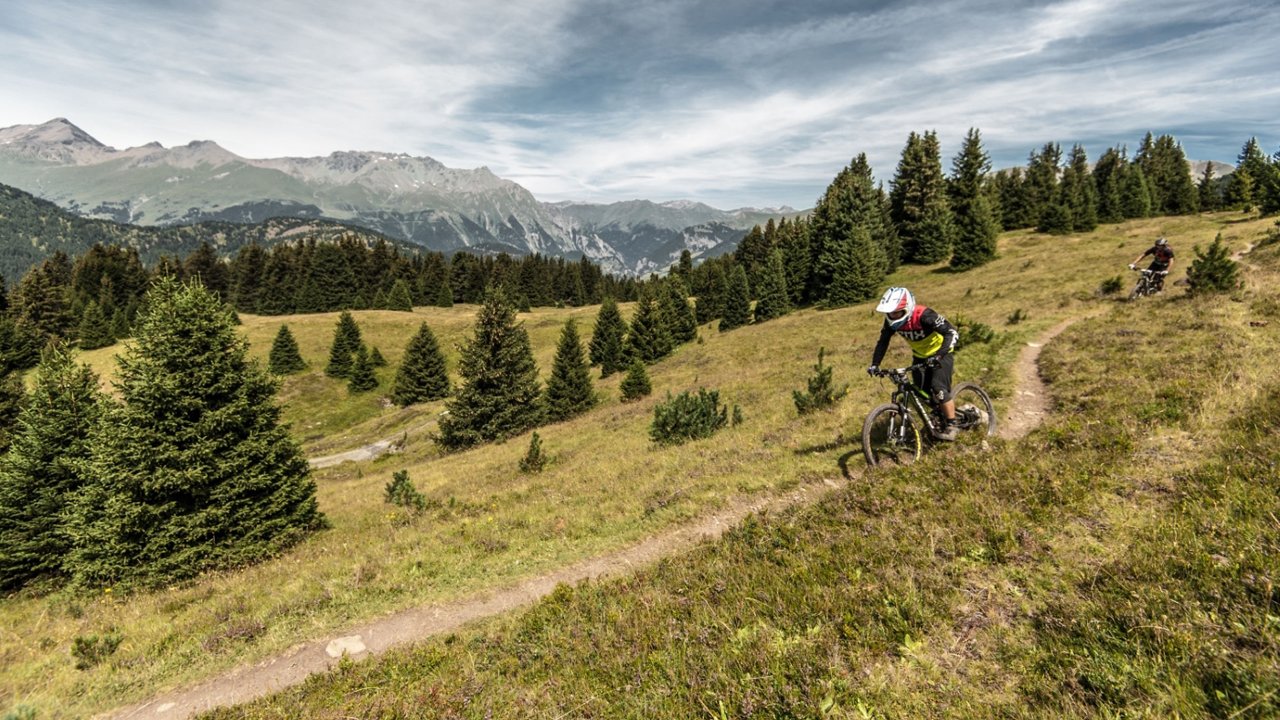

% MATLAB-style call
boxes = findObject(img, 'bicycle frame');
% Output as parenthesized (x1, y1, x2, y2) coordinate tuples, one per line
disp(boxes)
(883, 364, 945, 436)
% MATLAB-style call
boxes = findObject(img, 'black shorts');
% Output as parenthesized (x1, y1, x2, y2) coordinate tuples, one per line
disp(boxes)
(913, 353, 954, 403)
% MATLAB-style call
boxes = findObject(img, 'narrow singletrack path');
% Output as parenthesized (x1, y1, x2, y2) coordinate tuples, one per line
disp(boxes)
(104, 314, 1092, 719)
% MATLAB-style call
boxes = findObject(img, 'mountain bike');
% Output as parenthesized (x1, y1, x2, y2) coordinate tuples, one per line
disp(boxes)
(862, 362, 997, 467)
(1128, 268, 1168, 300)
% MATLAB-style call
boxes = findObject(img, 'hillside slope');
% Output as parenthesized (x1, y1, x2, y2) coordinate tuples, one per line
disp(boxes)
(0, 212, 1273, 719)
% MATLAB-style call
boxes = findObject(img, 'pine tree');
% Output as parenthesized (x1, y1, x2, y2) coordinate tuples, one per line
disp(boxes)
(752, 249, 791, 322)
(948, 128, 1001, 270)
(325, 311, 362, 378)
(993, 167, 1034, 230)
(1197, 163, 1221, 212)
(518, 432, 547, 473)
(347, 345, 378, 393)
(1186, 234, 1241, 295)
(436, 286, 543, 449)
(0, 368, 23, 454)
(776, 218, 811, 306)
(658, 278, 698, 345)
(719, 265, 752, 331)
(1137, 134, 1198, 215)
(619, 359, 652, 402)
(891, 131, 954, 263)
(1120, 163, 1153, 219)
(109, 307, 130, 340)
(370, 346, 387, 368)
(1093, 147, 1128, 223)
(385, 279, 414, 312)
(625, 292, 673, 362)
(544, 319, 596, 422)
(808, 155, 890, 304)
(588, 297, 628, 378)
(268, 324, 307, 375)
(1062, 144, 1099, 232)
(391, 322, 450, 406)
(66, 279, 322, 588)
(694, 263, 727, 323)
(77, 300, 114, 350)
(1222, 167, 1255, 211)
(0, 344, 102, 590)
(792, 347, 848, 415)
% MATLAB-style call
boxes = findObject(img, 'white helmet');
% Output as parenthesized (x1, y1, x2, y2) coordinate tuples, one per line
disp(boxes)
(1155, 236, 1168, 247)
(875, 287, 915, 330)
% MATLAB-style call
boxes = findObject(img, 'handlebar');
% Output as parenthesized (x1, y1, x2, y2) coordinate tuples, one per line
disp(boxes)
(1131, 267, 1168, 275)
(872, 361, 930, 378)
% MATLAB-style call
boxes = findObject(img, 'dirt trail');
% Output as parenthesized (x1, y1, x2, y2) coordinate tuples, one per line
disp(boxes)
(102, 316, 1089, 719)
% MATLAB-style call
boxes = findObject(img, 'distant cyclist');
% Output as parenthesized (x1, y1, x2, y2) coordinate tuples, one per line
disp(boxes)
(1129, 236, 1175, 293)
(866, 287, 961, 440)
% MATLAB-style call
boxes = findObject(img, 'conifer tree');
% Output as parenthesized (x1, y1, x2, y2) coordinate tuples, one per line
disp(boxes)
(751, 249, 790, 322)
(1062, 144, 1099, 232)
(588, 297, 628, 377)
(1120, 163, 1154, 219)
(625, 292, 673, 362)
(1092, 147, 1128, 223)
(436, 286, 543, 449)
(109, 307, 130, 340)
(776, 218, 811, 306)
(891, 131, 954, 263)
(993, 167, 1034, 230)
(268, 324, 307, 375)
(735, 224, 772, 291)
(719, 264, 752, 331)
(1197, 163, 1221, 212)
(434, 274, 454, 307)
(0, 368, 23, 454)
(1186, 234, 1240, 296)
(519, 432, 548, 473)
(347, 345, 378, 393)
(66, 279, 321, 588)
(0, 345, 102, 590)
(544, 319, 596, 422)
(391, 322, 450, 406)
(694, 263, 727, 323)
(1137, 133, 1198, 215)
(948, 128, 1000, 270)
(619, 358, 651, 402)
(77, 300, 113, 350)
(370, 289, 387, 311)
(370, 346, 387, 368)
(658, 278, 698, 346)
(1222, 167, 1255, 211)
(1225, 137, 1267, 210)
(808, 154, 891, 304)
(325, 311, 362, 378)
(386, 279, 414, 311)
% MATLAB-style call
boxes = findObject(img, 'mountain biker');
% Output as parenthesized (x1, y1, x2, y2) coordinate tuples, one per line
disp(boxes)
(866, 287, 961, 440)
(1129, 236, 1175, 292)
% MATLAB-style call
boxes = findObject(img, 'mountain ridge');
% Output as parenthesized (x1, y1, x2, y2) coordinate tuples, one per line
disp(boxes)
(0, 119, 798, 275)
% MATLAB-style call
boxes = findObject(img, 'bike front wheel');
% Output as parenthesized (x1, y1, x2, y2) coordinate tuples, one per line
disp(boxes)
(862, 404, 922, 468)
(951, 382, 997, 447)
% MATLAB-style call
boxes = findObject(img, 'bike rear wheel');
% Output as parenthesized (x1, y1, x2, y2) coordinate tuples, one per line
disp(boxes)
(951, 382, 997, 448)
(862, 404, 922, 468)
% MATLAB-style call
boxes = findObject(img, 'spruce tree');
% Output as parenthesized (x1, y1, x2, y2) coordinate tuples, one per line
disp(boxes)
(544, 319, 596, 422)
(436, 286, 543, 450)
(1197, 163, 1221, 212)
(1024, 142, 1062, 229)
(268, 324, 307, 375)
(776, 218, 811, 306)
(109, 307, 130, 340)
(947, 128, 1000, 270)
(370, 346, 387, 368)
(619, 359, 652, 401)
(325, 311, 362, 378)
(658, 278, 698, 346)
(347, 345, 379, 393)
(891, 131, 954, 263)
(1120, 163, 1153, 219)
(77, 300, 114, 350)
(0, 345, 102, 590)
(66, 279, 322, 588)
(1061, 144, 1099, 232)
(719, 265, 752, 331)
(1093, 147, 1128, 223)
(385, 279, 414, 312)
(625, 293, 673, 362)
(808, 154, 890, 304)
(588, 297, 627, 377)
(695, 263, 727, 323)
(391, 322, 450, 406)
(752, 249, 791, 322)
(1186, 234, 1240, 296)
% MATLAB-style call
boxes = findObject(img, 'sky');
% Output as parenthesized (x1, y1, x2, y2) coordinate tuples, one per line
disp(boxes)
(1, 0, 1278, 210)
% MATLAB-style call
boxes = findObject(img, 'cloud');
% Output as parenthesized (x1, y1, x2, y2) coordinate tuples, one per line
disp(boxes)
(1, 0, 1278, 209)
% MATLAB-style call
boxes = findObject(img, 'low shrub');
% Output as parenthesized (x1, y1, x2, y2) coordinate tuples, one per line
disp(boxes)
(71, 632, 121, 670)
(519, 432, 547, 473)
(792, 347, 847, 415)
(650, 388, 737, 445)
(384, 470, 426, 512)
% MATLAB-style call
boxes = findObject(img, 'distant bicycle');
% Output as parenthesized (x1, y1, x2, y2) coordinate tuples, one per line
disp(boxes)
(862, 362, 996, 467)
(1128, 268, 1168, 300)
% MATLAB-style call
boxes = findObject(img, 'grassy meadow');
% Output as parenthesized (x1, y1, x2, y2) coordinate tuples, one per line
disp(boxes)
(1, 212, 1275, 718)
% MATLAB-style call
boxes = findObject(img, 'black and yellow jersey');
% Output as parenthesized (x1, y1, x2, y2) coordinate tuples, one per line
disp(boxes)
(871, 306, 959, 363)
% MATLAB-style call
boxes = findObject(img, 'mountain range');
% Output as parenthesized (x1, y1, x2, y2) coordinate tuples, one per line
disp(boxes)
(0, 119, 800, 276)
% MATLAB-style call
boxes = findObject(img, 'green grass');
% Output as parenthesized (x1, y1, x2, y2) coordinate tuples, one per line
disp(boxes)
(1, 212, 1274, 719)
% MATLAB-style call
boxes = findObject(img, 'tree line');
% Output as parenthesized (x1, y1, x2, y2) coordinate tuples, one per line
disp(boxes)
(0, 237, 640, 376)
(679, 131, 1280, 325)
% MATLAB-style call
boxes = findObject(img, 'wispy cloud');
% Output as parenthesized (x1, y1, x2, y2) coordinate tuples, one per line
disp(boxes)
(1, 0, 1278, 209)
